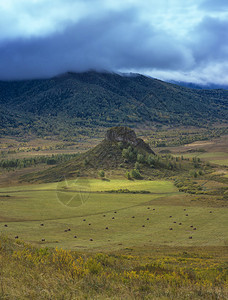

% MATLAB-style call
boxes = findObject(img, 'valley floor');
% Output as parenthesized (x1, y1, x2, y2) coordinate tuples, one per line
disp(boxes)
(0, 179, 227, 251)
(0, 128, 227, 299)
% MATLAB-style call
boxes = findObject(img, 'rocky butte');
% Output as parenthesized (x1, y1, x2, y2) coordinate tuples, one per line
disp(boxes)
(105, 126, 155, 154)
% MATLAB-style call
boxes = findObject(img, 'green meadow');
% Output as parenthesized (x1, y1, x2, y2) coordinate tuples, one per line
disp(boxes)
(1, 179, 227, 251)
(177, 151, 228, 166)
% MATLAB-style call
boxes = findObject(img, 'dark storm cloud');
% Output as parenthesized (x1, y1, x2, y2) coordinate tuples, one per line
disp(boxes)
(0, 10, 192, 80)
(0, 1, 228, 84)
(191, 17, 228, 64)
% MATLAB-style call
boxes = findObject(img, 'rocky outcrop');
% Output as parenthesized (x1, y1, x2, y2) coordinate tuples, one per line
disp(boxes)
(105, 126, 155, 154)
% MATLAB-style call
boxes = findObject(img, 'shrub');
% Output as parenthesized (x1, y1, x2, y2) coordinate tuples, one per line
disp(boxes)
(137, 154, 145, 164)
(147, 155, 155, 167)
(134, 162, 140, 170)
(98, 170, 105, 178)
(130, 169, 142, 179)
(125, 171, 131, 180)
(190, 170, 198, 178)
(122, 146, 137, 162)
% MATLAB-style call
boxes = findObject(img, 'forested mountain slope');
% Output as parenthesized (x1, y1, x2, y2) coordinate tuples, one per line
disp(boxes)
(0, 71, 227, 138)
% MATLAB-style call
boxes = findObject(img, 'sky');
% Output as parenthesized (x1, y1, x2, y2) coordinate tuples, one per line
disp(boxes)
(0, 0, 228, 84)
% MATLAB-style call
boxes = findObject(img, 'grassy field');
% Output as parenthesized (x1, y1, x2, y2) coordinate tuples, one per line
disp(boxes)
(0, 179, 177, 193)
(1, 179, 227, 252)
(175, 151, 228, 166)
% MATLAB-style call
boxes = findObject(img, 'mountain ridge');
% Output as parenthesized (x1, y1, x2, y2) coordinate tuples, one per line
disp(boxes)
(0, 71, 227, 138)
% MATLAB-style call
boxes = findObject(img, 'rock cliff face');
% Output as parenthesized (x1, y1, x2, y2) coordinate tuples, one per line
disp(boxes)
(105, 127, 155, 154)
(105, 127, 137, 144)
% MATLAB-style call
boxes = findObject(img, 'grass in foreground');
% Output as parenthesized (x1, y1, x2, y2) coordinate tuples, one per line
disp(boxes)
(0, 235, 227, 299)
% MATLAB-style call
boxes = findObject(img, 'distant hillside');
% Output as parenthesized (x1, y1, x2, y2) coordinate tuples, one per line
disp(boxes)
(0, 71, 228, 138)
